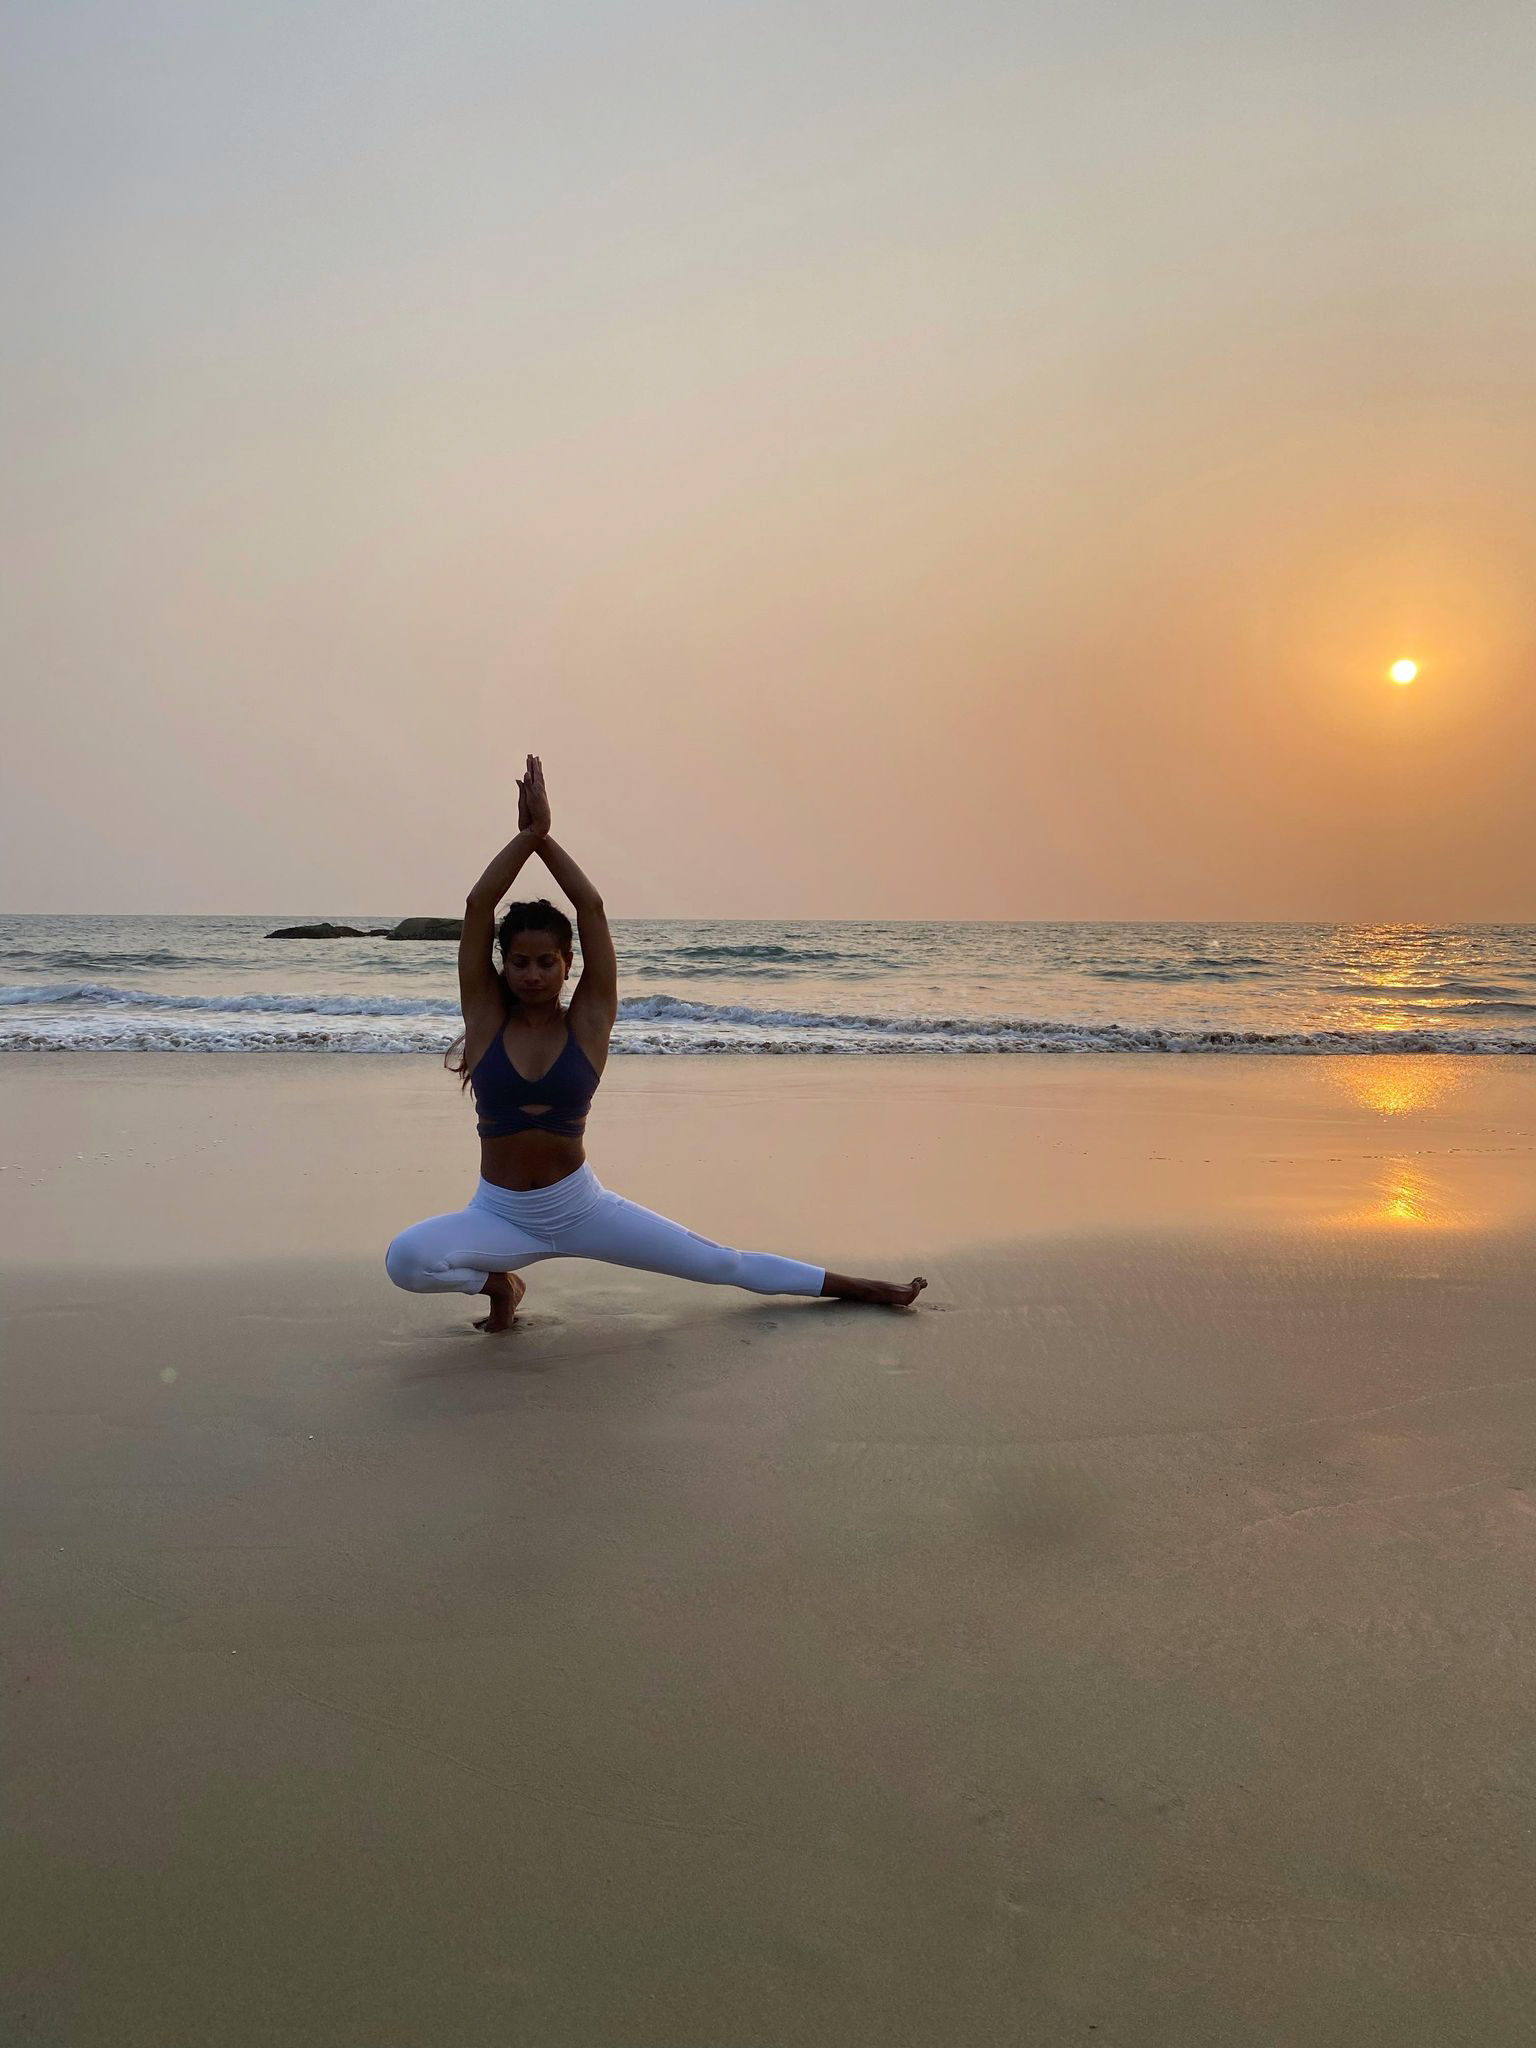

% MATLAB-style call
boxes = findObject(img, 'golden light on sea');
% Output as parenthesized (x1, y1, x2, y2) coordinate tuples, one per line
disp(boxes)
(1389, 658, 1418, 684)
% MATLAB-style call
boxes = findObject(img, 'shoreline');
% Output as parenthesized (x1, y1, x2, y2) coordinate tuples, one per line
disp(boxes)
(5, 1049, 1536, 1273)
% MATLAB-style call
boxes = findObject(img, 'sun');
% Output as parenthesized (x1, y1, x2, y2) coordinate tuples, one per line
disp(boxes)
(1390, 658, 1418, 685)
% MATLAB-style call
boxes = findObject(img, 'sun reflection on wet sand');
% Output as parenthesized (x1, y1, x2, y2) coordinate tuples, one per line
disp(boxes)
(1319, 1054, 1474, 1118)
(1375, 1159, 1457, 1226)
(1380, 1165, 1434, 1223)
(1310, 1058, 1523, 1232)
(1255, 1057, 1529, 1235)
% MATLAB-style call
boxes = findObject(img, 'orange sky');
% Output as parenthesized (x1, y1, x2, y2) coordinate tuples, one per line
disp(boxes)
(3, 2, 1533, 918)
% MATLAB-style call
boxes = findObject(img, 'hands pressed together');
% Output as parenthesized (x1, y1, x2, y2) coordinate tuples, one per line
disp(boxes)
(517, 754, 552, 839)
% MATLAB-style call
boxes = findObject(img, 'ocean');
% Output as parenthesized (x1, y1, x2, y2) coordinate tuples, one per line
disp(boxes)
(2, 914, 1534, 1056)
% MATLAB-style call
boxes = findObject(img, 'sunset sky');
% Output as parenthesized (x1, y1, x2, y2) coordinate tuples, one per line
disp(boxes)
(3, 1, 1533, 920)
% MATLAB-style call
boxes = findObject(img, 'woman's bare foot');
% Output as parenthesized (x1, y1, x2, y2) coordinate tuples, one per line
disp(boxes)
(820, 1272, 928, 1308)
(473, 1272, 526, 1333)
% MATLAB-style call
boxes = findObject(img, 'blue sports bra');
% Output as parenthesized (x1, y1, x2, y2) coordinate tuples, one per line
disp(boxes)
(471, 1024, 601, 1139)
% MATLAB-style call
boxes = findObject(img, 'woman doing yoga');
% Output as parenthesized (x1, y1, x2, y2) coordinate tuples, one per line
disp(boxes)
(385, 756, 928, 1330)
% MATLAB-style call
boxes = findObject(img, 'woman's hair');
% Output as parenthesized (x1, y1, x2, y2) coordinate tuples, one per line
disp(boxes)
(444, 898, 576, 1091)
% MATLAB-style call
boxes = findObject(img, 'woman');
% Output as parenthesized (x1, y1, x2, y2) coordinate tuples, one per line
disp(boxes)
(385, 755, 927, 1330)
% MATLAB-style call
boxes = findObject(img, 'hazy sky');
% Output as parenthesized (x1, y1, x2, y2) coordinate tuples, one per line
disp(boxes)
(3, 1, 1533, 919)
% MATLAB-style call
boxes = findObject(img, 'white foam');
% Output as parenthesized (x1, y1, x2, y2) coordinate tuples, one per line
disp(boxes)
(3, 1016, 1534, 1056)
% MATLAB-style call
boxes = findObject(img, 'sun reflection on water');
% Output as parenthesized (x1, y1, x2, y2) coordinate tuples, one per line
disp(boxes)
(1323, 924, 1492, 1039)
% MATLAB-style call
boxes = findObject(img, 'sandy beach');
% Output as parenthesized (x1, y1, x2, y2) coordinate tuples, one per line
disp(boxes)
(5, 1051, 1536, 2044)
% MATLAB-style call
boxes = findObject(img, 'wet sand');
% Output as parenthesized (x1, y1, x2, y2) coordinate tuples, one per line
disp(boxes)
(4, 1053, 1536, 2043)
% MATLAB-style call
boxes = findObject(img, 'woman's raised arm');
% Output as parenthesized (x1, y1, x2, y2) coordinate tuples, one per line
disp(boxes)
(533, 835, 601, 914)
(537, 835, 618, 1020)
(465, 827, 545, 911)
(460, 825, 547, 1020)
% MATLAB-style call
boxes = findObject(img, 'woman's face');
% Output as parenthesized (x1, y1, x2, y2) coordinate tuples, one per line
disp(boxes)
(502, 931, 569, 1003)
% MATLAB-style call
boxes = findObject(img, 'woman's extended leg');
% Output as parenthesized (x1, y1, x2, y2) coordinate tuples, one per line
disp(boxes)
(384, 1206, 552, 1329)
(553, 1189, 925, 1305)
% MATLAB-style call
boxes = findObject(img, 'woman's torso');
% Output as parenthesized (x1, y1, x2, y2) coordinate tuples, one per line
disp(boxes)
(466, 1008, 611, 1191)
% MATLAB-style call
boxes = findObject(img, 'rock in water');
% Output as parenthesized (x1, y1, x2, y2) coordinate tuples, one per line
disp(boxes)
(388, 917, 465, 941)
(267, 922, 378, 938)
(266, 918, 459, 939)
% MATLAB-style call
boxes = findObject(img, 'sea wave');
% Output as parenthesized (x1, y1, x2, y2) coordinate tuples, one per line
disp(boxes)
(0, 947, 239, 971)
(4, 981, 1535, 1053)
(1091, 957, 1276, 981)
(624, 961, 891, 980)
(0, 982, 463, 1017)
(1318, 978, 1527, 1000)
(4, 1017, 1534, 1056)
(662, 942, 876, 964)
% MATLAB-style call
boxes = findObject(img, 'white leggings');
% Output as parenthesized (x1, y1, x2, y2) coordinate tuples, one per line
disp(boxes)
(385, 1163, 826, 1299)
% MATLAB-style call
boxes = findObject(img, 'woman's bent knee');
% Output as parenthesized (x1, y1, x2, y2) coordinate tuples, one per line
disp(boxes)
(385, 1234, 432, 1292)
